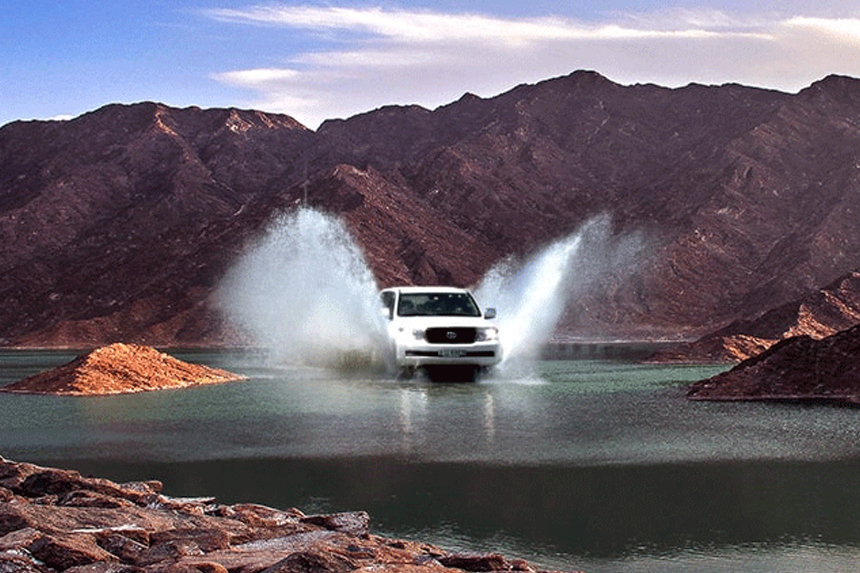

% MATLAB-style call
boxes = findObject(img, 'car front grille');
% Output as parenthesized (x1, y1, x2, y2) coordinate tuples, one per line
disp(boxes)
(425, 327, 477, 344)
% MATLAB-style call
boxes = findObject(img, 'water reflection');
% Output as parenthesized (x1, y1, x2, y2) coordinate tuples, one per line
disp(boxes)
(483, 392, 496, 443)
(398, 387, 426, 453)
(394, 381, 502, 452)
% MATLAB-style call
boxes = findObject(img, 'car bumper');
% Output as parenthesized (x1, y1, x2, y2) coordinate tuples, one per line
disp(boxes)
(395, 342, 502, 368)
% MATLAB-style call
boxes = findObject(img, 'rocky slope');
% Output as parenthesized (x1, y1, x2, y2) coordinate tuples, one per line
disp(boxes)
(687, 324, 860, 404)
(4, 71, 860, 346)
(0, 343, 244, 395)
(650, 271, 860, 362)
(0, 457, 577, 573)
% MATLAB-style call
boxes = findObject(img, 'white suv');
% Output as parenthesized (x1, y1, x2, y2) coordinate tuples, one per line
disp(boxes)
(379, 286, 501, 378)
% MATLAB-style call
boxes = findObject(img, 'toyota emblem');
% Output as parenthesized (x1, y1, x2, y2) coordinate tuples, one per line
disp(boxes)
(446, 331, 458, 340)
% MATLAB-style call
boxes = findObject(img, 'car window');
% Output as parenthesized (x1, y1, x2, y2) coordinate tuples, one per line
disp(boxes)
(397, 292, 481, 317)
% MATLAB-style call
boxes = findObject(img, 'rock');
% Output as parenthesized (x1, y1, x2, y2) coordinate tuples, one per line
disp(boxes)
(438, 553, 510, 572)
(0, 459, 578, 573)
(0, 527, 43, 550)
(260, 551, 355, 573)
(148, 530, 229, 554)
(94, 531, 149, 563)
(687, 324, 860, 404)
(27, 533, 117, 571)
(210, 504, 304, 529)
(0, 344, 245, 396)
(63, 565, 142, 573)
(299, 512, 370, 537)
(0, 551, 52, 573)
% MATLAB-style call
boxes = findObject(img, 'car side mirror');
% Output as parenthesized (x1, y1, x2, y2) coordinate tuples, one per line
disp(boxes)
(484, 307, 496, 319)
(381, 307, 393, 320)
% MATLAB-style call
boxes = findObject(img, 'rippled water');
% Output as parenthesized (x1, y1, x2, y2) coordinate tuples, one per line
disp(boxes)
(2, 347, 859, 573)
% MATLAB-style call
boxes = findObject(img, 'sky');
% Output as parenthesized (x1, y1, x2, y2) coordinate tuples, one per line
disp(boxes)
(2, 1, 860, 130)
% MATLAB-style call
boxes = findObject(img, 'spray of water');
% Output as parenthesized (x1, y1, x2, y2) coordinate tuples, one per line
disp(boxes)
(475, 215, 642, 367)
(219, 209, 642, 376)
(217, 208, 388, 369)
(475, 236, 581, 362)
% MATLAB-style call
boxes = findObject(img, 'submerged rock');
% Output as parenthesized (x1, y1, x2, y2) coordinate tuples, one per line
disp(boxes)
(687, 324, 860, 404)
(0, 457, 580, 573)
(0, 343, 245, 396)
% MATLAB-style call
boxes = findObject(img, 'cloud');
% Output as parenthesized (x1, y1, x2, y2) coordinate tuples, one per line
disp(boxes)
(207, 4, 860, 129)
(207, 5, 752, 43)
(783, 16, 860, 43)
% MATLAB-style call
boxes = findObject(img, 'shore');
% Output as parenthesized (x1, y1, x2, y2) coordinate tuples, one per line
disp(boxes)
(0, 457, 580, 573)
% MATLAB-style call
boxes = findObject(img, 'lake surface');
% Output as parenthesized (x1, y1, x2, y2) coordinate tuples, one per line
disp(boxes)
(2, 347, 859, 572)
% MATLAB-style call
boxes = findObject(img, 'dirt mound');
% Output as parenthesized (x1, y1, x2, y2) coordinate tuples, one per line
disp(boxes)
(0, 343, 245, 396)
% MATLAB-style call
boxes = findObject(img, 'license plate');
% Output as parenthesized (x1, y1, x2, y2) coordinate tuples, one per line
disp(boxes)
(438, 349, 466, 358)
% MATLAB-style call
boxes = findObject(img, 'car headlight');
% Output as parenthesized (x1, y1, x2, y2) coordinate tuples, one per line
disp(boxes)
(475, 327, 498, 342)
(396, 327, 426, 341)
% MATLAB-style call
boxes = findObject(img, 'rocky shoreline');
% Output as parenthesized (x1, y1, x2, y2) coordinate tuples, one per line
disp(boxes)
(0, 457, 579, 573)
(686, 324, 860, 405)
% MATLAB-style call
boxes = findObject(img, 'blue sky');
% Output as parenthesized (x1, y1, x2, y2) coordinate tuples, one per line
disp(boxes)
(2, 1, 859, 129)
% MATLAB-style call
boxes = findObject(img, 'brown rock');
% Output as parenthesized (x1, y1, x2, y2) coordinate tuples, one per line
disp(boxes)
(260, 550, 356, 573)
(94, 531, 150, 563)
(211, 504, 304, 529)
(63, 565, 142, 573)
(133, 540, 204, 567)
(6, 461, 159, 506)
(0, 503, 33, 536)
(299, 512, 370, 537)
(687, 324, 860, 403)
(0, 527, 43, 550)
(0, 343, 245, 396)
(438, 553, 510, 572)
(149, 530, 229, 554)
(58, 491, 136, 510)
(0, 551, 52, 573)
(27, 533, 117, 571)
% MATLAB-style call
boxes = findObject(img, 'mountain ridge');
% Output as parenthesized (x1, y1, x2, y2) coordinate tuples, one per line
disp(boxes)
(3, 70, 860, 347)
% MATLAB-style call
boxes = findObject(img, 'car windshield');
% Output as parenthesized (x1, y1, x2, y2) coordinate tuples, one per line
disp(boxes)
(397, 292, 481, 317)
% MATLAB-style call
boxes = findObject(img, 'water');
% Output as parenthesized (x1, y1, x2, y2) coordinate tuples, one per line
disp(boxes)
(2, 348, 860, 573)
(3, 212, 859, 571)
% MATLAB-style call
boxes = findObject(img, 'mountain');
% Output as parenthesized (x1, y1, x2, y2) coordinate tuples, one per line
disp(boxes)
(3, 71, 860, 347)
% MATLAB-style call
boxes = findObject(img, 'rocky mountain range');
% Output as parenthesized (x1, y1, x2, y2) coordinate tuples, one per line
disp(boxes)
(3, 70, 860, 347)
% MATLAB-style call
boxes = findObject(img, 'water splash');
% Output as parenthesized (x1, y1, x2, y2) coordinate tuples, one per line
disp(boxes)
(219, 209, 641, 375)
(476, 236, 580, 362)
(217, 208, 388, 369)
(476, 215, 642, 367)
